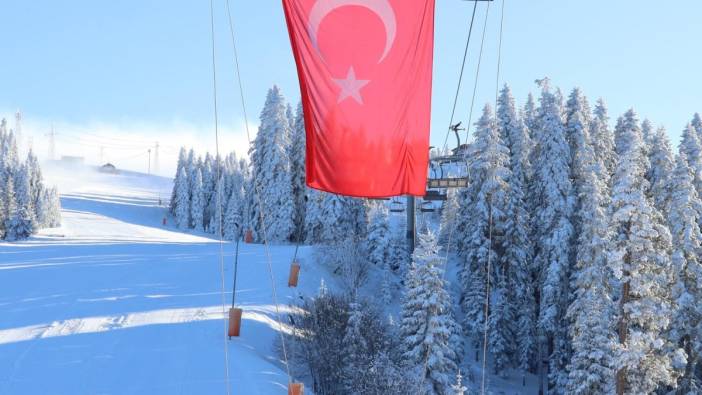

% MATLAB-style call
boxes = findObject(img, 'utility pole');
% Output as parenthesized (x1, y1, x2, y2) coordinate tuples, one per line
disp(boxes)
(46, 124, 56, 161)
(406, 195, 416, 252)
(14, 111, 22, 155)
(147, 149, 152, 174)
(153, 142, 160, 174)
(99, 146, 105, 164)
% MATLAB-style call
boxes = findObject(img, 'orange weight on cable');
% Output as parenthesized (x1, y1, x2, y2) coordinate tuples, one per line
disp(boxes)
(288, 383, 303, 395)
(288, 261, 300, 288)
(228, 307, 242, 338)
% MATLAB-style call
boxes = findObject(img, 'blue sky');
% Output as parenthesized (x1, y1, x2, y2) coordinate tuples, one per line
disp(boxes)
(1, 1, 701, 172)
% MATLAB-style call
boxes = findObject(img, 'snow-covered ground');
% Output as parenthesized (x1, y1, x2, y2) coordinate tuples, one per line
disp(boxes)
(0, 166, 332, 395)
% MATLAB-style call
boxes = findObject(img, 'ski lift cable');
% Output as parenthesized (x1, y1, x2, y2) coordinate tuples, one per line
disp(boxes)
(416, 1, 495, 394)
(224, 0, 294, 385)
(208, 0, 232, 393)
(78, 131, 176, 149)
(418, 0, 506, 395)
(464, 0, 492, 142)
(110, 149, 150, 162)
(57, 131, 155, 149)
(441, 0, 479, 154)
(55, 135, 147, 151)
(481, 1, 505, 393)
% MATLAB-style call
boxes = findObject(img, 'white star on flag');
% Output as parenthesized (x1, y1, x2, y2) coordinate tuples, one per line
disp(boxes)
(333, 67, 370, 105)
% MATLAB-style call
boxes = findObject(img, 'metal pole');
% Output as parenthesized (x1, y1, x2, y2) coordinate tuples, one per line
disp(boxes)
(147, 149, 151, 174)
(406, 195, 416, 252)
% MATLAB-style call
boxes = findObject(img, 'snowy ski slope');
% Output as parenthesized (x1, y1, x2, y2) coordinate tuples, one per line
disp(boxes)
(0, 167, 329, 395)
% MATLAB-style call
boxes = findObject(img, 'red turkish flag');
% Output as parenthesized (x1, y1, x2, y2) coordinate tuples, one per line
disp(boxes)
(282, 0, 435, 197)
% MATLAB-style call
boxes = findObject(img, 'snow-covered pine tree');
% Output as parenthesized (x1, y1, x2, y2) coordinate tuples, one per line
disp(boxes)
(589, 98, 617, 182)
(1, 127, 19, 179)
(185, 149, 196, 200)
(190, 168, 204, 231)
(319, 192, 355, 245)
(41, 187, 61, 228)
(223, 189, 243, 241)
(25, 150, 43, 215)
(201, 153, 215, 231)
(452, 187, 472, 257)
(565, 142, 616, 394)
(560, 87, 597, 388)
(498, 85, 533, 187)
(2, 175, 18, 240)
(290, 102, 307, 242)
(451, 370, 468, 395)
(641, 119, 654, 157)
(342, 300, 371, 393)
(236, 156, 253, 236)
(692, 112, 702, 139)
(523, 92, 538, 140)
(286, 103, 294, 131)
(11, 164, 37, 239)
(505, 174, 536, 375)
(174, 165, 190, 229)
(438, 188, 459, 245)
(459, 103, 514, 374)
(565, 88, 592, 172)
(170, 147, 187, 215)
(348, 197, 369, 238)
(303, 188, 324, 244)
(497, 85, 536, 374)
(381, 258, 393, 305)
(401, 230, 459, 395)
(366, 202, 391, 267)
(530, 79, 574, 391)
(362, 349, 407, 395)
(210, 175, 226, 237)
(689, 112, 702, 144)
(388, 227, 410, 273)
(249, 86, 295, 242)
(667, 155, 702, 393)
(613, 109, 642, 158)
(222, 159, 245, 240)
(680, 123, 702, 196)
(609, 109, 679, 394)
(0, 176, 5, 238)
(647, 127, 674, 215)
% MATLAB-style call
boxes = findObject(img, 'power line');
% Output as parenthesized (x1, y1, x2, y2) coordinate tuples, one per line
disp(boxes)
(209, 0, 232, 393)
(465, 0, 492, 142)
(45, 124, 56, 161)
(441, 0, 480, 153)
(225, 0, 294, 387)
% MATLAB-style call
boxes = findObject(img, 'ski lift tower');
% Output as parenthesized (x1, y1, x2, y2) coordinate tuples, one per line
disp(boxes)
(406, 121, 470, 252)
(405, 0, 493, 252)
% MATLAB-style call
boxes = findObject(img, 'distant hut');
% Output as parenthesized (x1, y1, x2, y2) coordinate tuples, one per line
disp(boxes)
(99, 163, 118, 174)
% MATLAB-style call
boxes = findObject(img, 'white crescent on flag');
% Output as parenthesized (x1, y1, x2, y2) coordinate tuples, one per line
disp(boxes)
(307, 0, 397, 63)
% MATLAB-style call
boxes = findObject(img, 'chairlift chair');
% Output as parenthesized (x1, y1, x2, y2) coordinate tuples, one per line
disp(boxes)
(424, 189, 447, 201)
(420, 200, 435, 213)
(389, 197, 404, 213)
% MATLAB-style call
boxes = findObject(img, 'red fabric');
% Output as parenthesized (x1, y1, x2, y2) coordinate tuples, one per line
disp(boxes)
(282, 0, 435, 197)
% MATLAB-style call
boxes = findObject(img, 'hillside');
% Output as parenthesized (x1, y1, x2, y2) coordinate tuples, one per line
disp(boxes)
(0, 166, 335, 394)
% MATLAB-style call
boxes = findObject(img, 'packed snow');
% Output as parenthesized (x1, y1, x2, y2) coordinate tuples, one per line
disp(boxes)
(0, 166, 336, 394)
